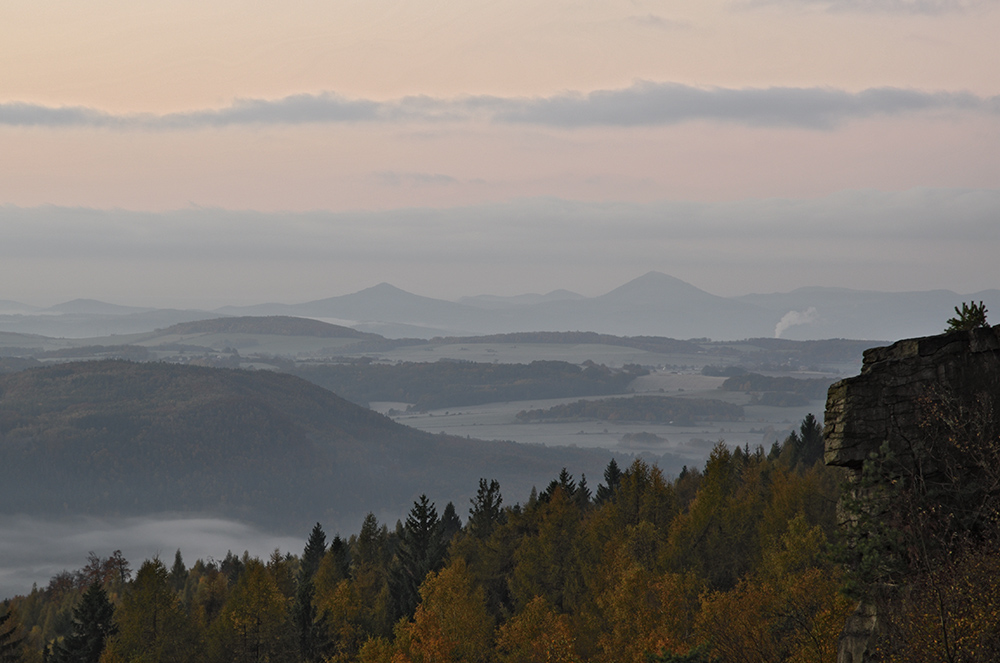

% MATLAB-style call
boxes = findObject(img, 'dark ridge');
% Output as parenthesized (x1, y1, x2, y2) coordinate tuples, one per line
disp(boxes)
(0, 360, 614, 533)
(425, 331, 704, 354)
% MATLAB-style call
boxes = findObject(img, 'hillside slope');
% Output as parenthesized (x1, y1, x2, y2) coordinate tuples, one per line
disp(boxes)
(0, 361, 613, 533)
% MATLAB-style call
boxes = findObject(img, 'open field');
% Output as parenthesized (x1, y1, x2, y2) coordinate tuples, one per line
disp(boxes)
(373, 368, 828, 475)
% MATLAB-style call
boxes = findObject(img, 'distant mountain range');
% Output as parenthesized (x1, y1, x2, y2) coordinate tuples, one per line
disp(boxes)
(2, 272, 997, 341)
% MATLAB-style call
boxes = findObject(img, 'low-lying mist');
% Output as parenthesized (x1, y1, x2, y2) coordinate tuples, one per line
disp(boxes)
(0, 515, 303, 600)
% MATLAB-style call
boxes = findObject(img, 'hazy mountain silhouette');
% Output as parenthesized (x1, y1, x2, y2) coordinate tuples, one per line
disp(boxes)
(3, 273, 996, 341)
(493, 272, 775, 339)
(0, 308, 221, 338)
(45, 299, 154, 315)
(0, 300, 37, 315)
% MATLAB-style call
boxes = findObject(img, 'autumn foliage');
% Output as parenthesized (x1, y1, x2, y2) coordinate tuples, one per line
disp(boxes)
(6, 418, 853, 663)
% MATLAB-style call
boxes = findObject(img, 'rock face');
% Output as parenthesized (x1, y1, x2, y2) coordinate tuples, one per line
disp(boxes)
(823, 325, 1000, 663)
(825, 326, 1000, 472)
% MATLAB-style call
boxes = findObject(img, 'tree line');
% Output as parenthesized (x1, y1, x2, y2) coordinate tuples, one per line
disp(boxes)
(0, 415, 859, 663)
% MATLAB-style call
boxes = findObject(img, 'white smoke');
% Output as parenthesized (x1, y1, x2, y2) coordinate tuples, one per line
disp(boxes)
(774, 307, 819, 338)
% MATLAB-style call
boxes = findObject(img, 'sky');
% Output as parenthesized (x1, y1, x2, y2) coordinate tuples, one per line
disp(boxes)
(1, 0, 998, 306)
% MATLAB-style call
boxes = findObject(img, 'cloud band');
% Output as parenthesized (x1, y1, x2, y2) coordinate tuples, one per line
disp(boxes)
(1, 83, 995, 131)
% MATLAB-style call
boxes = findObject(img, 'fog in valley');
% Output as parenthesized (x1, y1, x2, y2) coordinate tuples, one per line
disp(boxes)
(0, 516, 302, 600)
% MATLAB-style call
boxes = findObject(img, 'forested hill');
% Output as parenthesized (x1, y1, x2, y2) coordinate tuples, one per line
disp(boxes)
(0, 361, 613, 533)
(425, 331, 704, 354)
(155, 315, 378, 339)
(289, 360, 647, 410)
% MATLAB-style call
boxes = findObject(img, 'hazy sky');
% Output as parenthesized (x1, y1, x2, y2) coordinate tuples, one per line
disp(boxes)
(1, 0, 998, 305)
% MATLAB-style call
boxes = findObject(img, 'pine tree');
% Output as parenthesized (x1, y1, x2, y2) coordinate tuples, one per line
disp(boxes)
(779, 414, 824, 468)
(0, 607, 22, 663)
(294, 524, 328, 662)
(437, 502, 463, 546)
(946, 301, 989, 331)
(468, 478, 504, 539)
(168, 550, 187, 593)
(48, 583, 116, 663)
(798, 412, 824, 466)
(596, 458, 623, 504)
(575, 474, 592, 509)
(539, 468, 576, 503)
(393, 495, 445, 619)
(328, 535, 350, 581)
(301, 523, 327, 583)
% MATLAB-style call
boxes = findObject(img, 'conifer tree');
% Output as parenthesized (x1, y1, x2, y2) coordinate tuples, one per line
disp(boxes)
(946, 301, 989, 331)
(437, 502, 463, 546)
(596, 458, 623, 504)
(300, 523, 327, 583)
(48, 582, 116, 663)
(168, 550, 187, 593)
(468, 479, 504, 539)
(328, 535, 350, 581)
(393, 495, 445, 619)
(0, 607, 22, 663)
(295, 524, 328, 662)
(293, 579, 326, 663)
(575, 474, 592, 509)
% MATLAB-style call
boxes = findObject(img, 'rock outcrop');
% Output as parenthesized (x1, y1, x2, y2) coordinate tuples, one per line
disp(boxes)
(824, 325, 1000, 663)
(825, 326, 1000, 473)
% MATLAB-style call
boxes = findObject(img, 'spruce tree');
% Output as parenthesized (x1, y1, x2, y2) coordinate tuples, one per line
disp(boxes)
(437, 502, 463, 546)
(300, 523, 327, 583)
(0, 607, 22, 663)
(295, 523, 328, 662)
(575, 474, 592, 508)
(468, 478, 504, 539)
(328, 535, 350, 580)
(48, 582, 116, 663)
(595, 458, 623, 504)
(393, 495, 445, 618)
(168, 549, 187, 593)
(798, 412, 824, 466)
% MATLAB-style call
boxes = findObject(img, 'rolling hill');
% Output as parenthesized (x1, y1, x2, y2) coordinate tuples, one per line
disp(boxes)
(0, 361, 615, 534)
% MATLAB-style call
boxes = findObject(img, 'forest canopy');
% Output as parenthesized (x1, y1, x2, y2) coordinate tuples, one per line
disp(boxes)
(3, 417, 845, 663)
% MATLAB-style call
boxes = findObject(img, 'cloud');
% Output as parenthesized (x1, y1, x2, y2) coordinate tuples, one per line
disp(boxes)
(0, 102, 120, 128)
(158, 93, 384, 127)
(742, 0, 986, 13)
(492, 84, 987, 129)
(0, 83, 994, 131)
(625, 14, 692, 30)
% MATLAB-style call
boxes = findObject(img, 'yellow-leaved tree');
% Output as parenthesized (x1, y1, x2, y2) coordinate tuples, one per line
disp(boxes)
(392, 559, 494, 663)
